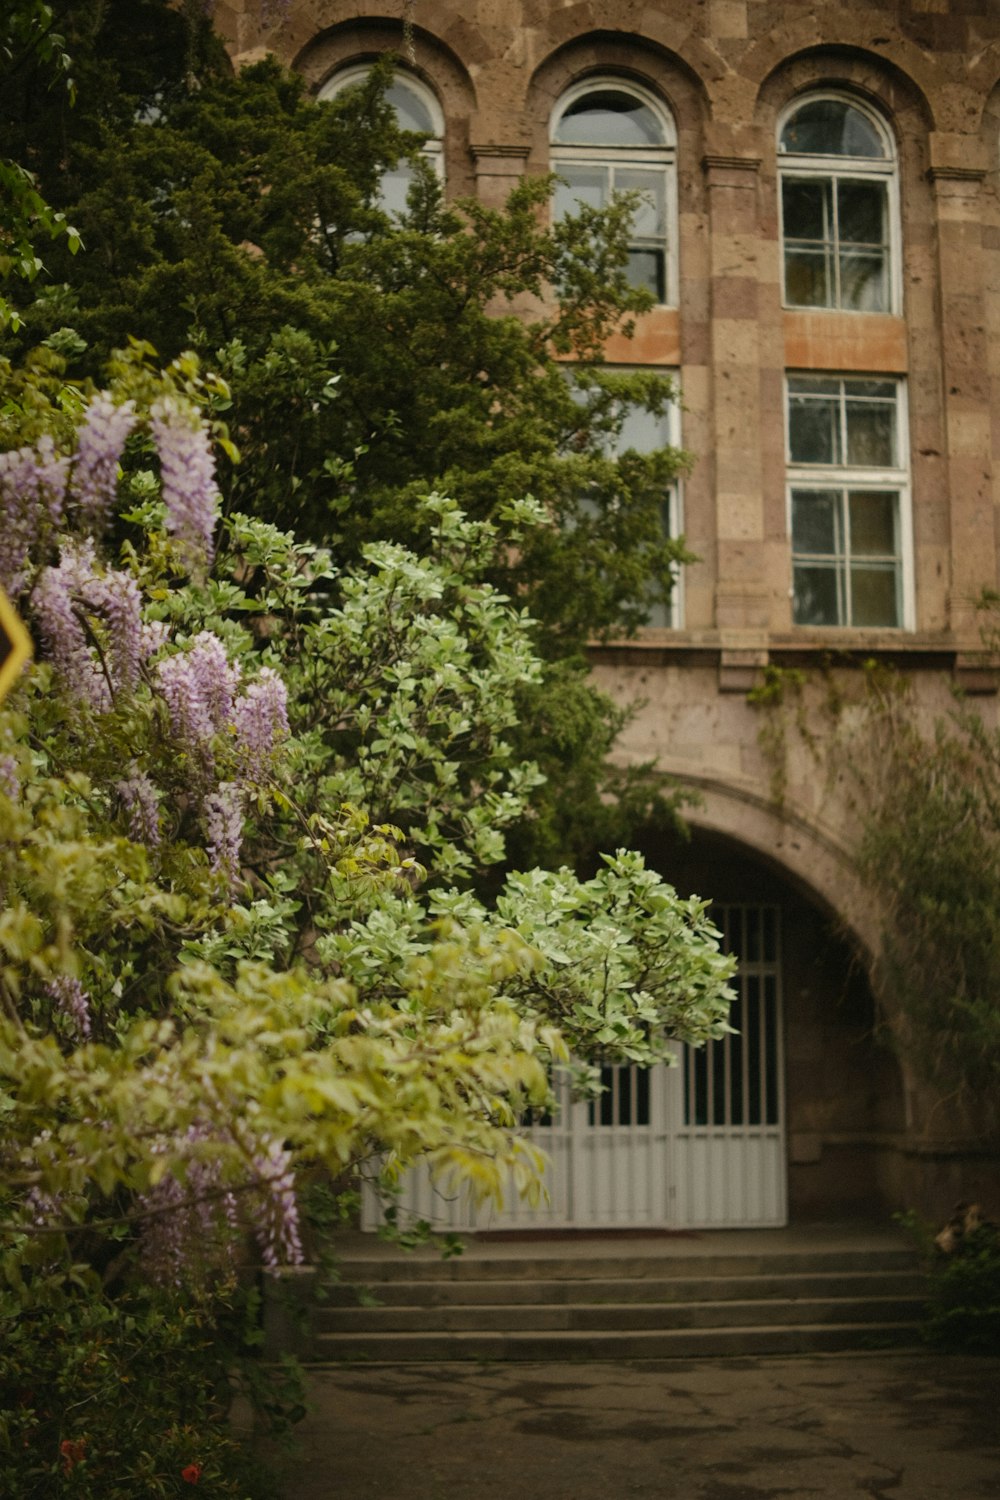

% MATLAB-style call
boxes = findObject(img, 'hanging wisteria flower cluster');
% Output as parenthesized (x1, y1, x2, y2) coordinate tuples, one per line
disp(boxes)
(1, 384, 290, 893)
(157, 632, 289, 883)
(69, 392, 138, 531)
(34, 539, 147, 711)
(138, 1124, 242, 1287)
(2, 383, 218, 609)
(115, 764, 162, 847)
(0, 435, 69, 597)
(149, 396, 220, 567)
(43, 975, 92, 1042)
(138, 1122, 303, 1284)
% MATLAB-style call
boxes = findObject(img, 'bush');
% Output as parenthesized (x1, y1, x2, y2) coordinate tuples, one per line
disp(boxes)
(0, 1275, 300, 1499)
(924, 1224, 1000, 1354)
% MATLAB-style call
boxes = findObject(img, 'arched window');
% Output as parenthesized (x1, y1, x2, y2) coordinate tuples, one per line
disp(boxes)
(551, 79, 676, 305)
(318, 67, 444, 216)
(778, 95, 897, 313)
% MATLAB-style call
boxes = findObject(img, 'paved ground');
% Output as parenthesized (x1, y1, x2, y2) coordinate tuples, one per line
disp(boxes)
(268, 1352, 1000, 1500)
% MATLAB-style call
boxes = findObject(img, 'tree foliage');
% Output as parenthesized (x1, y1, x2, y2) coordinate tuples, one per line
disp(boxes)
(851, 666, 1000, 1127)
(0, 10, 731, 1485)
(0, 351, 734, 1491)
(1, 5, 692, 657)
(751, 656, 1000, 1131)
(0, 2, 80, 330)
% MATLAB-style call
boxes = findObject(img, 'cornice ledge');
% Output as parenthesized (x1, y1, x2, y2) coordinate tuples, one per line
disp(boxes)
(925, 164, 987, 184)
(702, 153, 762, 174)
(469, 142, 531, 159)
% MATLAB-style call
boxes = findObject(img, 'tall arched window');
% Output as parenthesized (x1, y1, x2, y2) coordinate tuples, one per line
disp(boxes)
(318, 67, 444, 216)
(778, 94, 898, 313)
(551, 79, 676, 305)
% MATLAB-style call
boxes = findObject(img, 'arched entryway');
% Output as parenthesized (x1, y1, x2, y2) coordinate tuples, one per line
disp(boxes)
(363, 828, 906, 1232)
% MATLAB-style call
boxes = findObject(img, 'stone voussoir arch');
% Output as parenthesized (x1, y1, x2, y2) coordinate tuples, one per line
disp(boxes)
(283, 5, 484, 92)
(525, 5, 728, 113)
(676, 773, 882, 968)
(740, 14, 940, 131)
(968, 43, 1000, 134)
(524, 33, 711, 152)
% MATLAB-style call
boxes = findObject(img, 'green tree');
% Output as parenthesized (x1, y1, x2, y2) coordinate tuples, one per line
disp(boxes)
(0, 2, 80, 329)
(0, 354, 733, 1495)
(0, 6, 695, 870)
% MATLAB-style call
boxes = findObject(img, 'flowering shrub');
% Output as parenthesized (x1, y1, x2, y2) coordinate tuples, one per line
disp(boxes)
(0, 345, 735, 1492)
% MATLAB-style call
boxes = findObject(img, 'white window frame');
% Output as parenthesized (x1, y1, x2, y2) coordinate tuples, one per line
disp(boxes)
(317, 66, 445, 212)
(569, 366, 684, 629)
(777, 92, 901, 316)
(550, 77, 678, 308)
(785, 373, 913, 630)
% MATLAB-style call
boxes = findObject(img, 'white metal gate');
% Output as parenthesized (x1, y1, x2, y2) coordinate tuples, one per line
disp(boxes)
(362, 904, 786, 1231)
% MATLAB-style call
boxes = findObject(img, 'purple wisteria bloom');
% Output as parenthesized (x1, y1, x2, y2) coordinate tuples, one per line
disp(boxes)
(233, 667, 290, 781)
(34, 541, 113, 711)
(0, 754, 18, 801)
(0, 436, 70, 597)
(203, 780, 244, 889)
(115, 765, 161, 847)
(34, 540, 148, 710)
(44, 975, 92, 1042)
(138, 1125, 241, 1287)
(149, 397, 220, 567)
(69, 392, 138, 530)
(156, 631, 241, 772)
(251, 1135, 303, 1271)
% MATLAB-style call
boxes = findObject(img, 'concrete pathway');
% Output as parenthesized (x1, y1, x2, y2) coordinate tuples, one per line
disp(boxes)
(270, 1352, 1000, 1500)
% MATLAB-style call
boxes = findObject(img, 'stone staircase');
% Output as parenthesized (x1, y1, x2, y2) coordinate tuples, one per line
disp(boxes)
(266, 1229, 929, 1361)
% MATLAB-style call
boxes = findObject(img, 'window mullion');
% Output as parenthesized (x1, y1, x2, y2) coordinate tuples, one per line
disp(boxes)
(840, 487, 852, 626)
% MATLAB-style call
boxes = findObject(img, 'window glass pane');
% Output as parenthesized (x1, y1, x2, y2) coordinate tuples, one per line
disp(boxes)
(617, 168, 665, 236)
(780, 99, 886, 158)
(850, 564, 899, 625)
(626, 247, 665, 300)
(789, 392, 840, 464)
(554, 164, 608, 217)
(792, 488, 841, 554)
(845, 398, 896, 466)
(784, 249, 833, 307)
(794, 564, 842, 624)
(386, 79, 436, 135)
(849, 491, 897, 554)
(378, 163, 416, 217)
(837, 180, 886, 244)
(782, 178, 831, 241)
(788, 375, 839, 396)
(847, 379, 896, 399)
(839, 251, 888, 311)
(555, 89, 665, 146)
(617, 402, 670, 453)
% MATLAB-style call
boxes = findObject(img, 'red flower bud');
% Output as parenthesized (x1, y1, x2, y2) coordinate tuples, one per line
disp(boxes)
(60, 1438, 86, 1474)
(181, 1464, 202, 1484)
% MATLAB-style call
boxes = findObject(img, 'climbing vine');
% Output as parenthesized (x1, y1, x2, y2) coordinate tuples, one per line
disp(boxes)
(750, 650, 1000, 1133)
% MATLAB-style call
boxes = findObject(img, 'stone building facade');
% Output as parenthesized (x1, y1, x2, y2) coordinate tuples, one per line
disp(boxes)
(216, 1, 1000, 1226)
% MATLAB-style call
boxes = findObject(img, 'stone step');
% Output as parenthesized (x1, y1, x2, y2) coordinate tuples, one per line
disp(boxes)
(315, 1294, 926, 1335)
(328, 1248, 920, 1283)
(268, 1234, 928, 1363)
(307, 1321, 924, 1362)
(320, 1269, 926, 1308)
